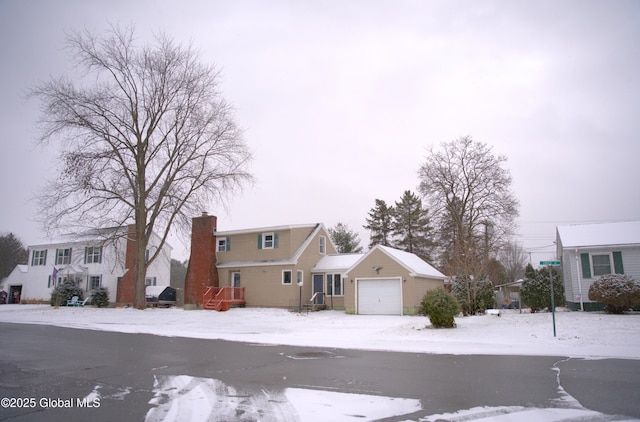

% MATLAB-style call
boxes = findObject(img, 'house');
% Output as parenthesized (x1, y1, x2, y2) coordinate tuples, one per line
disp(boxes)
(556, 221, 640, 311)
(184, 214, 446, 315)
(0, 225, 171, 304)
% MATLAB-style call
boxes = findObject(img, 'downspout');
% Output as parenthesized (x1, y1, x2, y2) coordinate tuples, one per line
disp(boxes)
(575, 249, 584, 311)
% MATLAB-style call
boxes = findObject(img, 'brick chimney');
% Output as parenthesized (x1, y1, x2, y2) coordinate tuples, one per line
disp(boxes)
(116, 224, 137, 304)
(184, 213, 219, 307)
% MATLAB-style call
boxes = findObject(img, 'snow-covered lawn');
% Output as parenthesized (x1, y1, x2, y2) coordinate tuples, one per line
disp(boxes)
(1, 304, 639, 359)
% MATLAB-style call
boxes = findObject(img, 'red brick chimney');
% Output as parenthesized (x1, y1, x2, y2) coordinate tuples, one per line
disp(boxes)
(116, 224, 137, 304)
(184, 213, 219, 306)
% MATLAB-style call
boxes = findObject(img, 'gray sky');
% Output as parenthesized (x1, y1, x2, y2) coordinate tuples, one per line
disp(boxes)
(1, 0, 639, 263)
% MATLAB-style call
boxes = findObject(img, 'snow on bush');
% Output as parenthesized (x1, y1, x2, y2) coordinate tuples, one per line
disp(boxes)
(588, 274, 640, 314)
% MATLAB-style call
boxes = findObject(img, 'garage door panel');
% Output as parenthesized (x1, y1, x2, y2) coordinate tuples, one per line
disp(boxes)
(357, 278, 402, 315)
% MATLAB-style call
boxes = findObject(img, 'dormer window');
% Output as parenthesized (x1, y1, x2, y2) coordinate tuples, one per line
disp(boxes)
(258, 232, 278, 249)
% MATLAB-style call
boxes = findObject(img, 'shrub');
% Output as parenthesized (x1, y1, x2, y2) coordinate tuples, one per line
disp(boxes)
(520, 267, 565, 313)
(588, 274, 640, 314)
(92, 287, 110, 308)
(421, 289, 460, 328)
(50, 279, 84, 306)
(451, 276, 495, 316)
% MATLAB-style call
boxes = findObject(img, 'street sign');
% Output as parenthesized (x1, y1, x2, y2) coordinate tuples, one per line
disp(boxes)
(540, 260, 561, 266)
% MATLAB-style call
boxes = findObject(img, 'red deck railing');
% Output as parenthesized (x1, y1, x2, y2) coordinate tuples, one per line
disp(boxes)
(203, 286, 245, 311)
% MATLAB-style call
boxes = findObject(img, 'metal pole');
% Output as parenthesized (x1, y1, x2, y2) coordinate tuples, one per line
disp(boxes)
(550, 265, 556, 337)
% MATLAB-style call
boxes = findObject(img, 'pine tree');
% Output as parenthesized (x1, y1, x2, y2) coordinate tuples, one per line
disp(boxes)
(328, 222, 363, 254)
(363, 199, 394, 248)
(391, 190, 435, 262)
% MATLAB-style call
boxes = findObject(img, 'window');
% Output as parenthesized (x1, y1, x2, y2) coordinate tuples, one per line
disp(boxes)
(31, 250, 47, 266)
(282, 270, 292, 285)
(85, 246, 102, 264)
(258, 232, 278, 249)
(89, 275, 102, 290)
(326, 273, 343, 296)
(217, 237, 230, 252)
(145, 277, 157, 286)
(264, 233, 274, 249)
(319, 236, 326, 254)
(592, 254, 612, 277)
(297, 270, 304, 286)
(580, 251, 624, 279)
(56, 248, 72, 265)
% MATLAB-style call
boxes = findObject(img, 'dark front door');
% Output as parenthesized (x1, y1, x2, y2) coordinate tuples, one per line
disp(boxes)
(9, 285, 22, 304)
(312, 274, 324, 305)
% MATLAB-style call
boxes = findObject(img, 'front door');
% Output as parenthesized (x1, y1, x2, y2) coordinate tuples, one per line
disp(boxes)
(9, 285, 22, 304)
(312, 274, 324, 305)
(231, 272, 241, 300)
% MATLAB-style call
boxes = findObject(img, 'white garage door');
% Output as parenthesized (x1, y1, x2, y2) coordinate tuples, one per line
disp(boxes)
(357, 278, 402, 315)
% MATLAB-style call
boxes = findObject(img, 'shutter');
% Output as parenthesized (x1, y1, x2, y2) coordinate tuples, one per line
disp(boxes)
(98, 246, 102, 264)
(43, 249, 47, 265)
(613, 251, 624, 274)
(274, 233, 279, 248)
(226, 237, 231, 251)
(580, 253, 591, 279)
(84, 247, 88, 264)
(258, 234, 262, 249)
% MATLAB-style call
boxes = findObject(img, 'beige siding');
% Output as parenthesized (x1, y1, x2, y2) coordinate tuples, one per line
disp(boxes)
(215, 225, 337, 308)
(344, 248, 444, 315)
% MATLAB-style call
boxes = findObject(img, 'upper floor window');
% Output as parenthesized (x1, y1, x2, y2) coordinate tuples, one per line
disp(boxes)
(85, 246, 102, 264)
(56, 248, 72, 265)
(258, 232, 278, 249)
(145, 277, 157, 286)
(319, 236, 326, 254)
(31, 250, 47, 266)
(217, 237, 230, 252)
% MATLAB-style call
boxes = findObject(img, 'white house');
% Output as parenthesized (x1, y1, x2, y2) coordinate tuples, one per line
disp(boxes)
(556, 221, 640, 311)
(0, 226, 171, 304)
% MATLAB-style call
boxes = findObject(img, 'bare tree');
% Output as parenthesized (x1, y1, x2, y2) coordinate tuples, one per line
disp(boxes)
(499, 241, 528, 283)
(31, 26, 252, 309)
(418, 136, 518, 280)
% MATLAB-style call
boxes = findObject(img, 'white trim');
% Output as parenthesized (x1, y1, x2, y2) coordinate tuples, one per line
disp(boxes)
(282, 269, 293, 285)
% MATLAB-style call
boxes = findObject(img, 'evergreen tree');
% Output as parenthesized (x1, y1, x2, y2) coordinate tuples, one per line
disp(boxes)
(0, 233, 28, 280)
(391, 190, 435, 262)
(329, 222, 364, 253)
(363, 199, 394, 248)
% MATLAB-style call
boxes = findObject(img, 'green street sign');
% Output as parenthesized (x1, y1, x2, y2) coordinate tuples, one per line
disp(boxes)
(540, 260, 561, 266)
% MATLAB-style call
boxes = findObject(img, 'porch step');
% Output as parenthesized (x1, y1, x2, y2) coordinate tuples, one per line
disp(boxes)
(203, 300, 231, 311)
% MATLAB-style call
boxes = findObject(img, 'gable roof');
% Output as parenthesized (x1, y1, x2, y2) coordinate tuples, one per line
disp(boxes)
(346, 245, 446, 279)
(557, 221, 640, 248)
(216, 223, 332, 268)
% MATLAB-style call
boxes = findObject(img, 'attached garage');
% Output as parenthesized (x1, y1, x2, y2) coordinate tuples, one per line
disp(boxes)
(356, 277, 402, 315)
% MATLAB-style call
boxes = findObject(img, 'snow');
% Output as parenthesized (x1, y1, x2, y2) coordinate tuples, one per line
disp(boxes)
(557, 220, 640, 248)
(1, 305, 639, 359)
(2, 305, 640, 421)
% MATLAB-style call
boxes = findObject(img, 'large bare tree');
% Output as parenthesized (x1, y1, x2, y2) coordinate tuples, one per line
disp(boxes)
(31, 26, 252, 309)
(418, 136, 518, 280)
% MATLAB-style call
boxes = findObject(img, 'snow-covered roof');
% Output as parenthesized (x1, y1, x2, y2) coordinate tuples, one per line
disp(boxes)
(376, 245, 446, 279)
(215, 223, 319, 236)
(312, 254, 364, 272)
(557, 221, 640, 248)
(344, 245, 445, 279)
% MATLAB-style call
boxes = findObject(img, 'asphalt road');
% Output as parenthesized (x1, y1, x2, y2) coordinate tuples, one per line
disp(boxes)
(0, 322, 639, 421)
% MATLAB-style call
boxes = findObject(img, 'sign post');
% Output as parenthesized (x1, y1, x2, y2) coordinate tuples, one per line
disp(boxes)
(540, 261, 561, 337)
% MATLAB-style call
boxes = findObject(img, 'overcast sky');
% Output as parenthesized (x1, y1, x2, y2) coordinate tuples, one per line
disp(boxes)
(1, 0, 639, 263)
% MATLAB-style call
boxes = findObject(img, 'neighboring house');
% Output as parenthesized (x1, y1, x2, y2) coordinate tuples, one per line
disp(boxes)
(184, 214, 446, 315)
(556, 221, 640, 311)
(0, 226, 171, 304)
